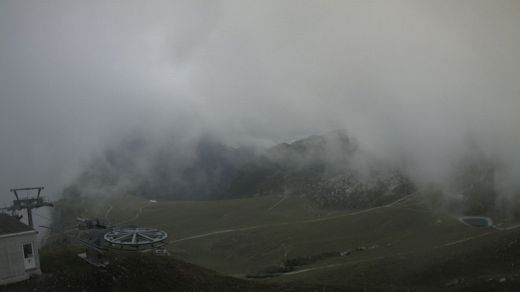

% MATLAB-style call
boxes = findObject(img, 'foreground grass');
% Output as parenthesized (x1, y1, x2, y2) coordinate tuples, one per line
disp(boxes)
(48, 193, 520, 291)
(0, 245, 353, 292)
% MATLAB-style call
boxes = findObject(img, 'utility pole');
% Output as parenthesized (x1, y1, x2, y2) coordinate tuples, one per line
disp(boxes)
(7, 187, 53, 228)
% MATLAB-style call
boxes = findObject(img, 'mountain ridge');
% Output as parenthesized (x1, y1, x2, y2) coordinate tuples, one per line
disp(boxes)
(61, 130, 518, 215)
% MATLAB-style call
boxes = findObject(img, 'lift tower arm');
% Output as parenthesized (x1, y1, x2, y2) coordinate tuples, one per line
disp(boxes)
(7, 186, 53, 228)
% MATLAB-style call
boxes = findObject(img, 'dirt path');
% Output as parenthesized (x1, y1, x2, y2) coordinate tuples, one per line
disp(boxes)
(114, 201, 151, 226)
(494, 223, 520, 231)
(104, 204, 113, 220)
(168, 192, 520, 278)
(387, 194, 414, 206)
(171, 193, 416, 244)
(278, 223, 520, 277)
(281, 244, 289, 259)
(268, 195, 288, 211)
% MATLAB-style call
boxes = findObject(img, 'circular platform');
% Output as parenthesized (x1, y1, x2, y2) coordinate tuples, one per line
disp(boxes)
(103, 227, 168, 250)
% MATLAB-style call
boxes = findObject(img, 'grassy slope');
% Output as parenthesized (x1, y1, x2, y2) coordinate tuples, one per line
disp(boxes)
(130, 195, 485, 275)
(50, 193, 520, 291)
(278, 228, 520, 292)
(0, 245, 351, 292)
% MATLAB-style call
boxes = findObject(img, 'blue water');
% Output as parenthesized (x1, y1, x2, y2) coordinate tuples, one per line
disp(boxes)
(459, 216, 493, 227)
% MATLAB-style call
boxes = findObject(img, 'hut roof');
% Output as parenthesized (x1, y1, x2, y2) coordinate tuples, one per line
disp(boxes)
(0, 213, 33, 236)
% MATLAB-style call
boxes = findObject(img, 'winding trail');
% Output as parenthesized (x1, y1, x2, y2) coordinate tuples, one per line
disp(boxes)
(104, 204, 113, 220)
(494, 223, 520, 231)
(167, 191, 520, 278)
(111, 193, 520, 278)
(278, 222, 520, 277)
(171, 193, 416, 244)
(387, 193, 414, 206)
(281, 244, 289, 259)
(268, 195, 288, 211)
(114, 201, 151, 226)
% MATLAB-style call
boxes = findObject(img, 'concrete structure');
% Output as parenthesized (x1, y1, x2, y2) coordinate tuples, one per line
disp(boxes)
(0, 214, 41, 285)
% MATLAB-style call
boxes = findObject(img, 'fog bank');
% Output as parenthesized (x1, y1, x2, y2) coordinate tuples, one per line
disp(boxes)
(1, 1, 519, 207)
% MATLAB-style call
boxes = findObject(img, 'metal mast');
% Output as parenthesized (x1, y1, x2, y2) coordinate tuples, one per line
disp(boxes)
(7, 187, 53, 228)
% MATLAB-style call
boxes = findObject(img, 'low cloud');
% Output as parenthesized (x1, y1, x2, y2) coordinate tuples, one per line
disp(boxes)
(1, 1, 519, 206)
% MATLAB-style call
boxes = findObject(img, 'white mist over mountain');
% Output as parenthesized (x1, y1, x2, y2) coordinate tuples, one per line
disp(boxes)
(1, 1, 519, 206)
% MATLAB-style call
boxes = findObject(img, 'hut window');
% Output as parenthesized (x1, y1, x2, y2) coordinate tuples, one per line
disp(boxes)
(23, 243, 33, 258)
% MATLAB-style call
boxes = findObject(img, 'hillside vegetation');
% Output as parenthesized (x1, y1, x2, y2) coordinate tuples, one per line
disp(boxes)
(0, 245, 350, 292)
(60, 130, 518, 215)
(62, 130, 414, 209)
(47, 130, 520, 291)
(49, 192, 520, 291)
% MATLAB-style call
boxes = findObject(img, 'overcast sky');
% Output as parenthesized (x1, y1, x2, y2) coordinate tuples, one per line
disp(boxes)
(1, 0, 520, 207)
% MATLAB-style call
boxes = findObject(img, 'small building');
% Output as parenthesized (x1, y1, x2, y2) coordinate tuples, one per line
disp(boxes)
(0, 214, 41, 285)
